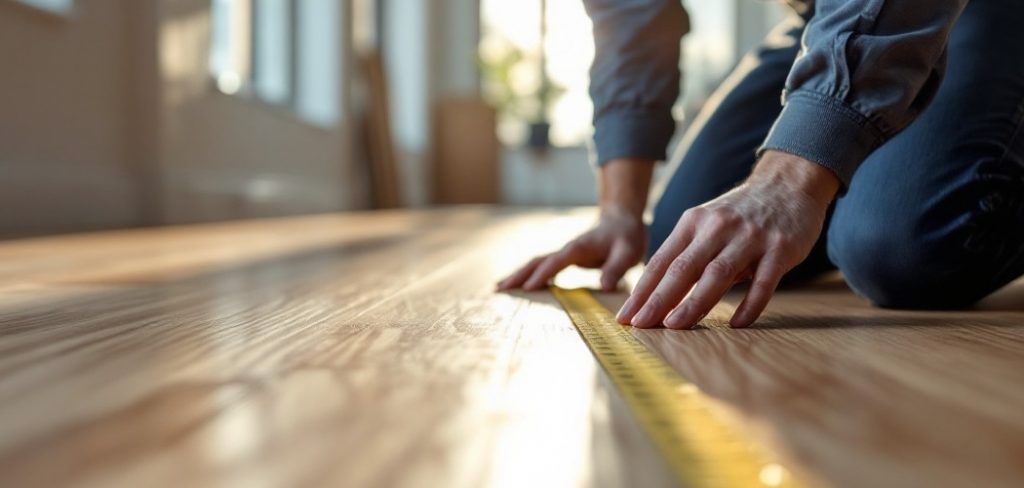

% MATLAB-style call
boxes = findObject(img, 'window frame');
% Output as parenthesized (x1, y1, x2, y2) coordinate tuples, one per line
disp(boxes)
(208, 0, 345, 130)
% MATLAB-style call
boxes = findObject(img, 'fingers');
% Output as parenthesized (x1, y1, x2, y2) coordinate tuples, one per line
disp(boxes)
(730, 255, 787, 328)
(627, 237, 725, 328)
(600, 240, 638, 292)
(616, 218, 696, 323)
(663, 243, 760, 329)
(497, 256, 545, 291)
(522, 246, 580, 291)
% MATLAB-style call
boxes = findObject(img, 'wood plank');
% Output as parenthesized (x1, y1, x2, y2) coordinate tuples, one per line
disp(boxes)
(0, 207, 1023, 487)
(361, 53, 403, 209)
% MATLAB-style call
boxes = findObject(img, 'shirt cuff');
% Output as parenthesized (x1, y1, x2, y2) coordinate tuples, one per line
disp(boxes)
(592, 109, 676, 165)
(758, 91, 885, 188)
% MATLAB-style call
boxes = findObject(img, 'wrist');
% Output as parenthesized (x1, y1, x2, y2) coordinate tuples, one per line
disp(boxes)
(599, 158, 655, 220)
(599, 202, 643, 225)
(752, 150, 840, 206)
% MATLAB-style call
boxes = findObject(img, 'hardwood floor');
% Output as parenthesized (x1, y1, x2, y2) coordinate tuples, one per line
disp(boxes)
(1, 207, 1022, 487)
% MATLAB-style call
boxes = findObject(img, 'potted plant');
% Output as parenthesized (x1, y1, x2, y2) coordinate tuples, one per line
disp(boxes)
(478, 33, 565, 150)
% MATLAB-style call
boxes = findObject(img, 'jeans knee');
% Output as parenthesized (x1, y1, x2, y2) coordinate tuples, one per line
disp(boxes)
(647, 199, 682, 259)
(827, 220, 982, 309)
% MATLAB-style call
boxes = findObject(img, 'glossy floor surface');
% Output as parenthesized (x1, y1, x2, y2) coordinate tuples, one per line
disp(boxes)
(1, 207, 1023, 487)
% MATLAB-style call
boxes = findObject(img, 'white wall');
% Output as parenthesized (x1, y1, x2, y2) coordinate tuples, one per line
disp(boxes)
(382, 0, 481, 207)
(0, 0, 364, 235)
(156, 0, 358, 224)
(734, 0, 788, 59)
(382, 0, 431, 207)
(501, 147, 597, 206)
(0, 0, 139, 236)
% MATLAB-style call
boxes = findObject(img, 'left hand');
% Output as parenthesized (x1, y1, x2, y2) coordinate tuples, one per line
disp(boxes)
(616, 151, 840, 329)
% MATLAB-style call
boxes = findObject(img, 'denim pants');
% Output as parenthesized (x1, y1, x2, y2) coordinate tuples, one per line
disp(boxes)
(648, 0, 1024, 309)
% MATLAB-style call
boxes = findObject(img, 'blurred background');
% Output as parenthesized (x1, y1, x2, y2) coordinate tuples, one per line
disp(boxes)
(0, 0, 786, 238)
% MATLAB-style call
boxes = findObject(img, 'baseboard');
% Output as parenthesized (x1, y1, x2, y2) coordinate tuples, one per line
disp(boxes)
(159, 169, 353, 224)
(0, 160, 138, 238)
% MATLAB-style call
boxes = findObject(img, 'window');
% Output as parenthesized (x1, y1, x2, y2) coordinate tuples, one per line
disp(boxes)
(209, 0, 341, 127)
(479, 0, 594, 147)
(479, 1, 784, 147)
(15, 0, 73, 15)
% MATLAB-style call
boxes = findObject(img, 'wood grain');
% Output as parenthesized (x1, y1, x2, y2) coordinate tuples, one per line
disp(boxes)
(1, 207, 1023, 487)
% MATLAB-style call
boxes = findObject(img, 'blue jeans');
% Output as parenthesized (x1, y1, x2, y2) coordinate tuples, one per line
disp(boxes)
(649, 0, 1024, 309)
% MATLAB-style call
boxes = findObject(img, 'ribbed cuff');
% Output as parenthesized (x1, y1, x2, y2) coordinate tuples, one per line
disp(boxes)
(758, 92, 885, 188)
(592, 109, 676, 165)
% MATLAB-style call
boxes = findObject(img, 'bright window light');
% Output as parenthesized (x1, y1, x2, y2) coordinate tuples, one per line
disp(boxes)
(208, 0, 341, 127)
(480, 0, 594, 147)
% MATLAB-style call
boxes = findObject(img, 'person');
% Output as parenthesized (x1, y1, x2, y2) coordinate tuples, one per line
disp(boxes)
(498, 0, 1024, 329)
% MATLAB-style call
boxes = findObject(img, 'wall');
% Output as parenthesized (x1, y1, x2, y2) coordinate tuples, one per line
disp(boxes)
(0, 0, 363, 237)
(501, 147, 597, 206)
(155, 0, 360, 224)
(734, 0, 788, 59)
(0, 0, 139, 236)
(382, 0, 480, 206)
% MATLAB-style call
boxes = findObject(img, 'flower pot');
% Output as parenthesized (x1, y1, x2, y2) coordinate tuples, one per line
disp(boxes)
(526, 121, 551, 149)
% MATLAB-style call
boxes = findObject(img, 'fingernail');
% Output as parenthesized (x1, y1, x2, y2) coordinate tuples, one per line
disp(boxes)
(616, 298, 634, 322)
(664, 308, 684, 329)
(632, 307, 653, 328)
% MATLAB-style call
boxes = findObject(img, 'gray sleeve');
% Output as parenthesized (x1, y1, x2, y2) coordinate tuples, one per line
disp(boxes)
(759, 0, 969, 186)
(584, 0, 689, 165)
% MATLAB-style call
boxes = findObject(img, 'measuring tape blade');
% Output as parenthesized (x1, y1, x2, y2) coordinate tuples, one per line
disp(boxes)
(552, 287, 804, 488)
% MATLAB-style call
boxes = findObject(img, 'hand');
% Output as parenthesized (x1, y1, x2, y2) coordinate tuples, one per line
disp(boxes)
(617, 151, 840, 329)
(497, 205, 647, 292)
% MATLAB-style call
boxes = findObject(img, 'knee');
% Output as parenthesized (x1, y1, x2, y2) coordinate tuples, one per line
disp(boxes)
(827, 217, 982, 309)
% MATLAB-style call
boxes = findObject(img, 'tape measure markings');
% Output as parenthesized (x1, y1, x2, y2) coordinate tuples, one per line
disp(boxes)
(551, 286, 803, 488)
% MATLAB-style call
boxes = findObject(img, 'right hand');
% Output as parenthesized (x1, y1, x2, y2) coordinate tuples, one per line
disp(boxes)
(496, 205, 647, 292)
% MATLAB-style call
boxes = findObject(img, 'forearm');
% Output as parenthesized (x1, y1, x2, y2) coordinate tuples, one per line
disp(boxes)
(598, 158, 655, 219)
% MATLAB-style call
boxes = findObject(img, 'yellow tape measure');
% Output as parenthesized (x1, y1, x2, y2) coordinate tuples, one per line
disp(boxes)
(552, 287, 804, 488)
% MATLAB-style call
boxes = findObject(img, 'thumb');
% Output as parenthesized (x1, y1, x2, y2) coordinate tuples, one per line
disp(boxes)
(600, 240, 638, 292)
